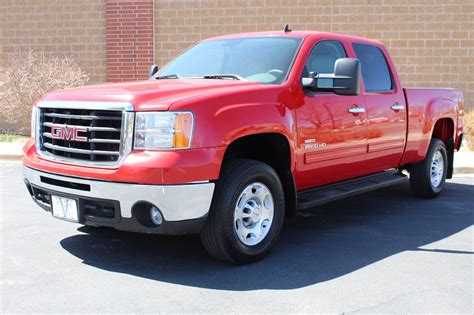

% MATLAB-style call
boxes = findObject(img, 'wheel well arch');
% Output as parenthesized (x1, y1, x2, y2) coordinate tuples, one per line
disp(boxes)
(221, 132, 297, 217)
(431, 117, 454, 143)
(431, 117, 455, 178)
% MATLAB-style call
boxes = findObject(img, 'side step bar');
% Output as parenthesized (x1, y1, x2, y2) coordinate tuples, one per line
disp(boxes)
(297, 170, 408, 210)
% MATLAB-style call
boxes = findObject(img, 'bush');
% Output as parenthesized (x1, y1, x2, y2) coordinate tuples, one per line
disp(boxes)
(464, 110, 474, 151)
(0, 50, 89, 135)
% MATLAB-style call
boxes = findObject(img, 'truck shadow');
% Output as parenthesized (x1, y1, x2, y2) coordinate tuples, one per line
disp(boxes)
(60, 181, 474, 291)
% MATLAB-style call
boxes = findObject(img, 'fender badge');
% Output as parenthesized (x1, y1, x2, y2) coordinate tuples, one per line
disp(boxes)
(304, 139, 326, 150)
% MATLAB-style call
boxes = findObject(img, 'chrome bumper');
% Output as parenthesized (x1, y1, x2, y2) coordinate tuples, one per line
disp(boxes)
(23, 166, 215, 222)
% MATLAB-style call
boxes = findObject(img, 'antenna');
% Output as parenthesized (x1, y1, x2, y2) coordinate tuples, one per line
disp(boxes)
(284, 24, 292, 32)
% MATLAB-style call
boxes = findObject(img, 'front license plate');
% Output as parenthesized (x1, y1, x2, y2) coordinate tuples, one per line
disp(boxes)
(51, 195, 79, 223)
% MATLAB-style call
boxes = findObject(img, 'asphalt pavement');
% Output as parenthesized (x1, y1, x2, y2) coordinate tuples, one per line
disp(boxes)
(1, 162, 473, 313)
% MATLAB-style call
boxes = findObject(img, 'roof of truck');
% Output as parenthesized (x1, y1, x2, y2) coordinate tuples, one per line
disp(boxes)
(205, 30, 383, 46)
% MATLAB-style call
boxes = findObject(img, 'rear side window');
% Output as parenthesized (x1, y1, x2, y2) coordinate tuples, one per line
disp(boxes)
(353, 43, 393, 92)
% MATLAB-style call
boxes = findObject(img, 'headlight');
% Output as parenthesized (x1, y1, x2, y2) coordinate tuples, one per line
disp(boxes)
(134, 112, 194, 150)
(31, 107, 38, 138)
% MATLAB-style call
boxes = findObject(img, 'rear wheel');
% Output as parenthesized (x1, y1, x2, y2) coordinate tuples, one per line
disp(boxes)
(409, 138, 448, 198)
(200, 159, 285, 264)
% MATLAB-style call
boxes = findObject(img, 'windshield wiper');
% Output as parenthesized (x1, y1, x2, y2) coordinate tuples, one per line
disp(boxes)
(155, 74, 181, 79)
(202, 74, 246, 81)
(155, 73, 246, 81)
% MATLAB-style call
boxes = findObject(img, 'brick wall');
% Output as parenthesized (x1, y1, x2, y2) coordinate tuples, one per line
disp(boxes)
(0, 0, 107, 83)
(0, 1, 472, 109)
(106, 0, 154, 81)
(154, 0, 474, 109)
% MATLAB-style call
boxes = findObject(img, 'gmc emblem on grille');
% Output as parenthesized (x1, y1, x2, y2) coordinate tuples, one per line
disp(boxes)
(50, 125, 88, 142)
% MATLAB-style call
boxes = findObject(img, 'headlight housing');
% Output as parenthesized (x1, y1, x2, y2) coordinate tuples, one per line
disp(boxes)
(134, 112, 194, 150)
(31, 106, 38, 138)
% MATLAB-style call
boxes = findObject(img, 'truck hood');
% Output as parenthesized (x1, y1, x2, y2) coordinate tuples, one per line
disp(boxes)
(39, 79, 262, 111)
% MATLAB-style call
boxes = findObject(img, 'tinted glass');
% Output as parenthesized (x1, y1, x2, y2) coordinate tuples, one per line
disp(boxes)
(156, 37, 302, 84)
(303, 41, 346, 88)
(304, 40, 346, 75)
(353, 43, 392, 92)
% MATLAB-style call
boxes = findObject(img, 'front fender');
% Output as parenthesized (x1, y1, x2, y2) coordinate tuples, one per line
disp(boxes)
(196, 101, 297, 168)
(170, 85, 297, 162)
(213, 102, 295, 145)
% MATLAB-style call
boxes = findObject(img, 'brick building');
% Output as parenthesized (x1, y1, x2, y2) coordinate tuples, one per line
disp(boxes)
(0, 0, 473, 108)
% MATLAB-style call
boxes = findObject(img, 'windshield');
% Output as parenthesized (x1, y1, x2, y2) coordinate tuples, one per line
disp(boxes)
(156, 36, 303, 84)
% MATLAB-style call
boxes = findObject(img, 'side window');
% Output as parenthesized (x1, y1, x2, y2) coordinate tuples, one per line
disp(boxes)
(353, 43, 393, 92)
(303, 40, 347, 78)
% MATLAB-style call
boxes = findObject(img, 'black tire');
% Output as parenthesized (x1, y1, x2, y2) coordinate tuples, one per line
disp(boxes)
(409, 138, 448, 199)
(200, 159, 285, 264)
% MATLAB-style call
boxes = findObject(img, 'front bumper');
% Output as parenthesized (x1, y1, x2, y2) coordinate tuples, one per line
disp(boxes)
(23, 166, 215, 234)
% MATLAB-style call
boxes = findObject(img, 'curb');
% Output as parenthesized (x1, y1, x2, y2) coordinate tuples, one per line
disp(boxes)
(1, 154, 473, 175)
(0, 154, 23, 161)
(453, 167, 474, 174)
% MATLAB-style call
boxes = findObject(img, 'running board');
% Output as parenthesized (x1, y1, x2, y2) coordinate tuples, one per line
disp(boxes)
(297, 170, 408, 210)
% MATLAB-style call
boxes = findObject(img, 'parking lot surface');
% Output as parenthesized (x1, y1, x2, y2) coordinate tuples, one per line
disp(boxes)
(1, 163, 473, 313)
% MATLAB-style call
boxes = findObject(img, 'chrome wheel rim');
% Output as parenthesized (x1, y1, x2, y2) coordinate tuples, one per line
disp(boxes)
(234, 182, 274, 246)
(430, 150, 444, 188)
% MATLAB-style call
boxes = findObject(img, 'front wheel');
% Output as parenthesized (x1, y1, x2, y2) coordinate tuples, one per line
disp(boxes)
(200, 159, 285, 264)
(409, 138, 448, 198)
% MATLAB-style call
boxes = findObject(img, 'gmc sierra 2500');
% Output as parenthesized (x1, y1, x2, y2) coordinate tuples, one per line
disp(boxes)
(23, 30, 464, 263)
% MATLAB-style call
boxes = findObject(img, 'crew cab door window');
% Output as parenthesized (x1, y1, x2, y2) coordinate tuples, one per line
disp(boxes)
(303, 40, 346, 88)
(352, 43, 393, 92)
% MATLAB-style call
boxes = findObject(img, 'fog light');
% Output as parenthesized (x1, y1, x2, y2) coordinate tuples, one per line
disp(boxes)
(150, 206, 163, 226)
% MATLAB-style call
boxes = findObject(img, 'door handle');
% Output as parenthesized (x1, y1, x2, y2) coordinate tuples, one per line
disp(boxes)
(348, 107, 366, 114)
(391, 104, 405, 111)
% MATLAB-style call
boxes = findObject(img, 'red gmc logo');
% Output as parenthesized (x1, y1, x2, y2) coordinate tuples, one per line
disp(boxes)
(50, 125, 88, 142)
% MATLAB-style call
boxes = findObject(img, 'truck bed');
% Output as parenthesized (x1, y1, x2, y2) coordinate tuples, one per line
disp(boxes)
(401, 88, 464, 165)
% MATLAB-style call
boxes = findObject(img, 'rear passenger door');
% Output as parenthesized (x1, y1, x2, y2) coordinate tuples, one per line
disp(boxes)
(352, 43, 406, 173)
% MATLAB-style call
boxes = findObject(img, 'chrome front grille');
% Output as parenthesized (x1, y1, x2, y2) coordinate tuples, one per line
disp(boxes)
(36, 101, 134, 168)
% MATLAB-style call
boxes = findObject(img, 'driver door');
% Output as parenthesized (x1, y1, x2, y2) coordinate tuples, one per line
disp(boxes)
(295, 40, 368, 189)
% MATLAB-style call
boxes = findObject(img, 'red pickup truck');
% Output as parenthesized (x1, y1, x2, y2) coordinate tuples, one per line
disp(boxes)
(23, 30, 464, 263)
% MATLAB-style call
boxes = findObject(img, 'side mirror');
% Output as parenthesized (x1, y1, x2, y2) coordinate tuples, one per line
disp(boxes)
(148, 64, 159, 79)
(302, 58, 361, 95)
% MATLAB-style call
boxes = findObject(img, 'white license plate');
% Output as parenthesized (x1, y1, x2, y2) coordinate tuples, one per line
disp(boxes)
(51, 195, 79, 223)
